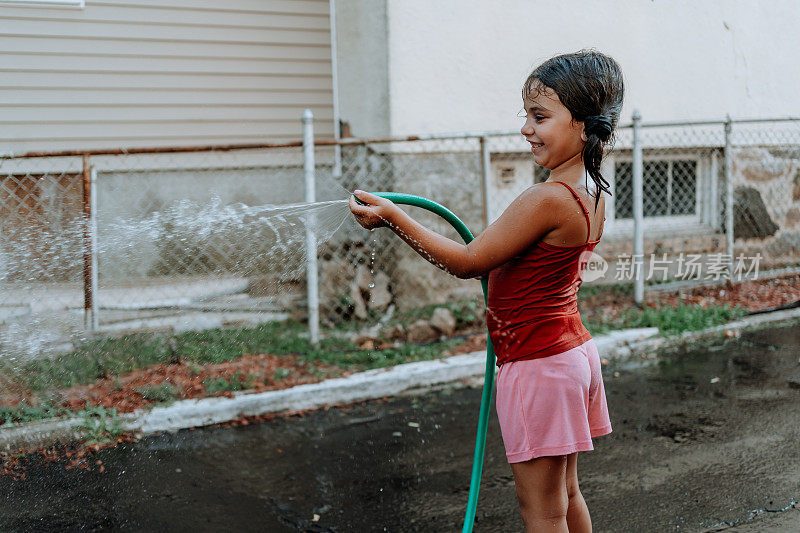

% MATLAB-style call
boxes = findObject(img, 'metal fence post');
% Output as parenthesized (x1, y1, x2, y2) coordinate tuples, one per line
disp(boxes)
(710, 145, 720, 231)
(632, 110, 644, 306)
(479, 136, 492, 229)
(81, 154, 98, 331)
(89, 166, 99, 331)
(724, 114, 734, 279)
(303, 109, 320, 344)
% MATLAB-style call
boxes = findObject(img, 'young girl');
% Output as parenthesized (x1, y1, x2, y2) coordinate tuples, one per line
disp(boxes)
(349, 49, 623, 532)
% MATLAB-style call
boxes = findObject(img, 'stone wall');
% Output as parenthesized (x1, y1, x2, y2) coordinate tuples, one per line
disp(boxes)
(730, 147, 800, 267)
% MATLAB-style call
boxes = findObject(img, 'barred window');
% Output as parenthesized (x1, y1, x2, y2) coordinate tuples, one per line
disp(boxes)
(614, 159, 697, 219)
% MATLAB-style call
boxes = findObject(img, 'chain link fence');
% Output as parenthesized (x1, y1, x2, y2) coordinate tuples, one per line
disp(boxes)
(1, 155, 86, 357)
(610, 120, 730, 290)
(1, 116, 799, 361)
(0, 145, 346, 360)
(317, 137, 486, 331)
(609, 118, 800, 295)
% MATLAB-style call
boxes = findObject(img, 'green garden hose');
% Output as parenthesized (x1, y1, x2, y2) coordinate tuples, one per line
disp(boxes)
(354, 192, 495, 533)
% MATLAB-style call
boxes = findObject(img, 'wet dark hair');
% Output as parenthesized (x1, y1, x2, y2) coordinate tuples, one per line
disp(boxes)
(523, 49, 624, 211)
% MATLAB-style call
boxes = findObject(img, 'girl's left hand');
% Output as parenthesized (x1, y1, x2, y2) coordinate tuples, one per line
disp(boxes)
(348, 190, 397, 230)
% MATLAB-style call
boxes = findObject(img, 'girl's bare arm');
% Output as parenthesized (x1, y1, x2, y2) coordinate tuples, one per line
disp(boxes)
(348, 186, 560, 279)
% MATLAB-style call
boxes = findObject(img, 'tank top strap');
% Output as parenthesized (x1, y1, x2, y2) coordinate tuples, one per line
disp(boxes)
(553, 181, 592, 244)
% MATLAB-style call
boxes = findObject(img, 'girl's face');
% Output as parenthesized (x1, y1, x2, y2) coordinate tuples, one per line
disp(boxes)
(520, 81, 587, 170)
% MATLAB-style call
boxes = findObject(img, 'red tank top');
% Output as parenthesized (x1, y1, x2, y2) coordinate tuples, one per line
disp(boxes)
(487, 181, 605, 367)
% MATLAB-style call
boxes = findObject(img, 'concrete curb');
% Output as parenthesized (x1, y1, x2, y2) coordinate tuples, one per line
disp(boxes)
(2, 308, 799, 451)
(602, 306, 800, 362)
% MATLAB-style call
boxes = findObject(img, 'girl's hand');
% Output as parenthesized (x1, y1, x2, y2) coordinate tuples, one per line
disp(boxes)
(348, 190, 398, 230)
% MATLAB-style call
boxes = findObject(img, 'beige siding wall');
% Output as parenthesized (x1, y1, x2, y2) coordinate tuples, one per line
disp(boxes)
(0, 0, 334, 153)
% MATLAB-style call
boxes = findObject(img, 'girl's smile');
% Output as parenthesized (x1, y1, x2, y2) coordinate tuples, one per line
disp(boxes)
(520, 81, 587, 177)
(528, 141, 545, 151)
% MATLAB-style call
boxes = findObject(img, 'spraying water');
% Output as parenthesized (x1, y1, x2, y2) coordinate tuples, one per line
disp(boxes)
(102, 196, 351, 276)
(0, 193, 355, 362)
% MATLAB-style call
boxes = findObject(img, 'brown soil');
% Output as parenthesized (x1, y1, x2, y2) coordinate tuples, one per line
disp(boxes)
(445, 331, 488, 356)
(642, 273, 800, 311)
(0, 354, 352, 426)
(59, 353, 351, 414)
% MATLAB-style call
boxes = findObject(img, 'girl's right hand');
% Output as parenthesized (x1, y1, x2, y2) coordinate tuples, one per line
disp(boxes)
(348, 190, 398, 230)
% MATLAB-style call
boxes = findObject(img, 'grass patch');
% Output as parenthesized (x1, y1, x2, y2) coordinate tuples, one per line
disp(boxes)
(584, 301, 748, 337)
(0, 402, 69, 426)
(202, 372, 259, 395)
(302, 338, 461, 370)
(15, 334, 174, 391)
(134, 382, 181, 404)
(624, 302, 748, 336)
(76, 403, 123, 445)
(4, 321, 355, 393)
(577, 281, 633, 302)
(4, 317, 458, 394)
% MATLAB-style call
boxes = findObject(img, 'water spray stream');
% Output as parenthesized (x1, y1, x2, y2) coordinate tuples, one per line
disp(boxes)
(0, 196, 352, 361)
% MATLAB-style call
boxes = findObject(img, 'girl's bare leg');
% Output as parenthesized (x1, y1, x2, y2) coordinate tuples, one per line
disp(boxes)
(510, 455, 569, 532)
(566, 452, 592, 532)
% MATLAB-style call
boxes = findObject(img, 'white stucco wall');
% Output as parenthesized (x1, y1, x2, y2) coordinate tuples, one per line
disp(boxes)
(338, 0, 800, 137)
(334, 0, 390, 138)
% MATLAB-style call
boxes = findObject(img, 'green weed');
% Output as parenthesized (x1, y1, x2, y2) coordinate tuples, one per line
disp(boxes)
(203, 372, 249, 395)
(584, 301, 748, 337)
(303, 338, 460, 370)
(244, 373, 260, 389)
(0, 402, 68, 426)
(6, 320, 350, 392)
(577, 281, 634, 302)
(624, 302, 747, 336)
(134, 382, 181, 404)
(76, 403, 123, 445)
(18, 334, 172, 391)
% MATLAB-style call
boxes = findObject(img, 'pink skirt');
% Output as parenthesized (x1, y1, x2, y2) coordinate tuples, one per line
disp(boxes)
(495, 337, 612, 463)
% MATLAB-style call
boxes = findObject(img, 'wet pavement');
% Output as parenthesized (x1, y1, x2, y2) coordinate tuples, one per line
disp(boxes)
(1, 322, 799, 532)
